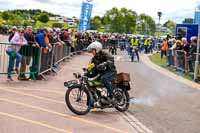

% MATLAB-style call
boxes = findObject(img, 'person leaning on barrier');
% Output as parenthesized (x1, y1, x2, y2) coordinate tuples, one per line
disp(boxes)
(175, 40, 184, 50)
(182, 38, 190, 56)
(166, 39, 173, 66)
(71, 31, 77, 52)
(188, 37, 198, 72)
(36, 28, 48, 48)
(175, 40, 185, 71)
(7, 29, 27, 81)
(7, 26, 18, 72)
(18, 26, 40, 80)
(8, 26, 17, 42)
(55, 30, 65, 46)
(64, 29, 71, 47)
(33, 28, 49, 80)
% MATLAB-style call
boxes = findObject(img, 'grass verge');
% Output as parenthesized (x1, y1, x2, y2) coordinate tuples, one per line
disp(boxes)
(149, 53, 193, 81)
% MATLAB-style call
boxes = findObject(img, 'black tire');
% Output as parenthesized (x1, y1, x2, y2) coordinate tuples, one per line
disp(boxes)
(115, 90, 130, 112)
(65, 87, 91, 115)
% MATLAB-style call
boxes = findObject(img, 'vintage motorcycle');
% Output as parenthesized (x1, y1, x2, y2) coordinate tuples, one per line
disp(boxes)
(64, 64, 131, 115)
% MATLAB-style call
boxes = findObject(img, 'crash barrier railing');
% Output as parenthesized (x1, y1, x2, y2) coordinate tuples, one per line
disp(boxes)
(189, 53, 200, 75)
(0, 42, 85, 81)
(39, 44, 71, 76)
(174, 50, 187, 72)
(118, 40, 127, 50)
(166, 49, 200, 76)
(39, 43, 86, 79)
(102, 39, 121, 49)
(0, 42, 41, 80)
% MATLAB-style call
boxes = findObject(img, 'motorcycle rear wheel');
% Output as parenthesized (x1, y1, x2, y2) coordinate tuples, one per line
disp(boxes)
(114, 89, 130, 112)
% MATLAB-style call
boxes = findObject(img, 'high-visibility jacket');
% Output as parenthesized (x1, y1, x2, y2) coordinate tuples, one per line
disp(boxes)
(71, 33, 76, 48)
(144, 39, 149, 46)
(131, 39, 139, 46)
(144, 39, 152, 46)
(148, 40, 152, 46)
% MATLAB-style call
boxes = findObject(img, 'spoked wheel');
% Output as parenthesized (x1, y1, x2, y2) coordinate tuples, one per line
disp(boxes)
(65, 87, 91, 115)
(114, 88, 130, 112)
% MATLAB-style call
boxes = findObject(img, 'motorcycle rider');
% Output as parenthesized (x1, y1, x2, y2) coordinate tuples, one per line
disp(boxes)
(87, 41, 117, 104)
(130, 36, 140, 62)
(109, 36, 117, 55)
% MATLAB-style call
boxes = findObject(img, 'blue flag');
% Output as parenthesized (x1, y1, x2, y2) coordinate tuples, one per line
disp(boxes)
(79, 1, 93, 32)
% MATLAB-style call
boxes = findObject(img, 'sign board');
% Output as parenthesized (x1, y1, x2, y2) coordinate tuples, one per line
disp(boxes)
(78, 0, 94, 32)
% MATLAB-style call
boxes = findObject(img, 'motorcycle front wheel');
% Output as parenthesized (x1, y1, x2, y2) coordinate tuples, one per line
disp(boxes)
(65, 87, 91, 115)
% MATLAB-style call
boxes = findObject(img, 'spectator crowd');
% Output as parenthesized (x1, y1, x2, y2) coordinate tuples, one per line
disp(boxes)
(160, 36, 198, 73)
(3, 25, 199, 81)
(4, 26, 128, 81)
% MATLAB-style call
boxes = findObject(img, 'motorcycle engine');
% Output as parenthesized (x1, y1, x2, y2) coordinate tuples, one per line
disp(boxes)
(100, 97, 109, 105)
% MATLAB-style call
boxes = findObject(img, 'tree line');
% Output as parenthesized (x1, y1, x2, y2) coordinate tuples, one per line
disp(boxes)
(0, 9, 57, 28)
(0, 8, 193, 35)
(90, 7, 157, 35)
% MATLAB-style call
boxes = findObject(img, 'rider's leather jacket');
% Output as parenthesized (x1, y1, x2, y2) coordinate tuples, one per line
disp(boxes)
(91, 50, 117, 75)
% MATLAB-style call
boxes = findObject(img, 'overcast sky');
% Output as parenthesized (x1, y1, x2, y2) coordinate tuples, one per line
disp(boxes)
(0, 0, 199, 24)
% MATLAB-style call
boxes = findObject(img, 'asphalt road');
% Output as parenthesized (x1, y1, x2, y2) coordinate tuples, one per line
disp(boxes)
(0, 48, 200, 133)
(116, 51, 200, 133)
(0, 53, 137, 133)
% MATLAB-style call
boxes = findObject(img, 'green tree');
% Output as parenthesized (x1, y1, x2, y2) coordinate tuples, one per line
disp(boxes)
(52, 23, 64, 28)
(90, 16, 102, 30)
(163, 20, 176, 33)
(37, 13, 49, 23)
(103, 7, 137, 33)
(8, 14, 22, 26)
(120, 8, 137, 33)
(23, 20, 33, 27)
(0, 17, 3, 26)
(103, 7, 122, 33)
(2, 11, 10, 21)
(182, 18, 194, 24)
(137, 14, 156, 35)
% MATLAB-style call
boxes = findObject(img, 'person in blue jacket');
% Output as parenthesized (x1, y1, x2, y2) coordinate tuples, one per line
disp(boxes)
(31, 28, 49, 80)
(35, 28, 48, 48)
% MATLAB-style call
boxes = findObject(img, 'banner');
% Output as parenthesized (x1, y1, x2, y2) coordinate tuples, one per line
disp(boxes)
(196, 1, 200, 11)
(78, 0, 94, 32)
(194, 1, 200, 24)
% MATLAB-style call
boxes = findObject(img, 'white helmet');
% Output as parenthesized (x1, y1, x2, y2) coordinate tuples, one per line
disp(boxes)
(87, 41, 103, 52)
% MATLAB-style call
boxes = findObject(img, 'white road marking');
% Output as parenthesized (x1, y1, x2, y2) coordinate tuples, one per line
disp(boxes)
(121, 112, 154, 133)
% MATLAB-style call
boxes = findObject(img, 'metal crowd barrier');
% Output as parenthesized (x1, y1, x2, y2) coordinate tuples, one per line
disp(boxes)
(167, 49, 175, 67)
(0, 42, 40, 80)
(174, 50, 187, 72)
(166, 49, 200, 77)
(39, 43, 86, 79)
(0, 41, 89, 81)
(39, 43, 72, 78)
(190, 53, 200, 75)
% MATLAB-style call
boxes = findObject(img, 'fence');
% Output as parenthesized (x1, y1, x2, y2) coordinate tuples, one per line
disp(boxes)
(0, 43, 40, 80)
(0, 42, 85, 81)
(39, 44, 72, 77)
(167, 49, 200, 76)
(102, 39, 121, 49)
